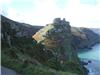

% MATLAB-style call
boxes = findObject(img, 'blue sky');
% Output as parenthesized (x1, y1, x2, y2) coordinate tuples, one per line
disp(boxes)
(1, 0, 100, 28)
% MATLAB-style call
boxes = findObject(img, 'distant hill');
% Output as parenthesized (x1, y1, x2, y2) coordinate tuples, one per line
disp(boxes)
(90, 28, 100, 35)
(71, 27, 100, 49)
(1, 15, 43, 38)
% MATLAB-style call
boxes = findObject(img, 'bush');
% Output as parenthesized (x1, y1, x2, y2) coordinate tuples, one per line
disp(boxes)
(1, 52, 23, 73)
(22, 64, 77, 75)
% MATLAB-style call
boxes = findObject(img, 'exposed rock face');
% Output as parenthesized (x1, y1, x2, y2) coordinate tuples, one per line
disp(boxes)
(32, 18, 87, 75)
(1, 15, 100, 49)
(33, 18, 72, 61)
(2, 15, 100, 75)
(53, 18, 70, 26)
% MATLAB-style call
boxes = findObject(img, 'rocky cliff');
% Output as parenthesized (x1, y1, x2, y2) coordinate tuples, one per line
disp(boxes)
(32, 18, 88, 75)
(1, 15, 100, 75)
(71, 27, 100, 49)
(1, 15, 100, 50)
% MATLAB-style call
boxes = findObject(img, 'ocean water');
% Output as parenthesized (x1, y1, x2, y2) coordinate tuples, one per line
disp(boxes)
(78, 44, 100, 60)
(78, 44, 100, 75)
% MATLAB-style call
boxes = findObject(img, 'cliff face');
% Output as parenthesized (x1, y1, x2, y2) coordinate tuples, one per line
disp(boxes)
(1, 15, 100, 50)
(71, 27, 100, 49)
(33, 18, 72, 63)
(32, 18, 87, 75)
(2, 15, 100, 75)
(81, 28, 100, 47)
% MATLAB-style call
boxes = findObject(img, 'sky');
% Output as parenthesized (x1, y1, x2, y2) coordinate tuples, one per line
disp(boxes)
(1, 0, 100, 28)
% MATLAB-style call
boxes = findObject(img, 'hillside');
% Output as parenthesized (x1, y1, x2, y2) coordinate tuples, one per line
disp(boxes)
(71, 27, 100, 49)
(1, 15, 100, 75)
(1, 15, 100, 49)
(90, 28, 100, 35)
(1, 15, 43, 38)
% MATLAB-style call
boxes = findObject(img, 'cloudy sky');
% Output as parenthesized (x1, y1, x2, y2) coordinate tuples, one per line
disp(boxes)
(1, 0, 100, 28)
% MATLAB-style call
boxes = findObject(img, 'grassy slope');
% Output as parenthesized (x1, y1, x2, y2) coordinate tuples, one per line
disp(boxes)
(1, 41, 77, 75)
(1, 15, 88, 75)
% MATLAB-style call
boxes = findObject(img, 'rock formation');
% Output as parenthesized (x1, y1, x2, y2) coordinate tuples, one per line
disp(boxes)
(1, 15, 100, 49)
(32, 18, 88, 75)
(2, 15, 100, 75)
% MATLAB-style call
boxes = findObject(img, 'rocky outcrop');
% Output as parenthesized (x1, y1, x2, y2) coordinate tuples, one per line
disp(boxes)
(32, 18, 88, 75)
(1, 15, 99, 75)
(33, 18, 72, 62)
(1, 15, 100, 49)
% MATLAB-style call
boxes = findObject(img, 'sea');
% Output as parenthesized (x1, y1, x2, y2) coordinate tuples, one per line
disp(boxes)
(78, 44, 100, 75)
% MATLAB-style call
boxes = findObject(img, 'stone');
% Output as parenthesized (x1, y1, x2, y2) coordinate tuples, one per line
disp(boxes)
(53, 18, 61, 25)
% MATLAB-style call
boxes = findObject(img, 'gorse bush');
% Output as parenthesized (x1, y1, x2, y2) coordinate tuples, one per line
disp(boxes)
(22, 64, 77, 75)
(2, 51, 77, 75)
(1, 52, 23, 73)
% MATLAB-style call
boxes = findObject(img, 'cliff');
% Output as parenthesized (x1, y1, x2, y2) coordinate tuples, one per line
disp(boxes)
(1, 15, 100, 50)
(71, 27, 100, 49)
(32, 18, 88, 75)
(1, 15, 100, 75)
(90, 28, 100, 35)
(1, 16, 88, 75)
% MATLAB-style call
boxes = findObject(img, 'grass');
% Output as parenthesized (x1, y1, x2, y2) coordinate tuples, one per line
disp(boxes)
(1, 37, 87, 75)
(2, 51, 77, 75)
(22, 64, 78, 75)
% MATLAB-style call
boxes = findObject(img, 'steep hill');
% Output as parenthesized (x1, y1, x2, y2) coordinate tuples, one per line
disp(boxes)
(1, 15, 100, 75)
(71, 27, 100, 49)
(90, 28, 100, 35)
(1, 15, 100, 49)
(32, 18, 88, 75)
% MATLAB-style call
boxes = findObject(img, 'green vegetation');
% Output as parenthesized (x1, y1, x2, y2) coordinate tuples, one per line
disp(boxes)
(1, 37, 87, 75)
(2, 47, 78, 75)
(1, 17, 88, 75)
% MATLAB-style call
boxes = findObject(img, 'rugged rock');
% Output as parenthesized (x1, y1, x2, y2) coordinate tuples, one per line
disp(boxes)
(32, 18, 88, 75)
(33, 18, 72, 62)
(2, 15, 100, 75)
(1, 15, 100, 49)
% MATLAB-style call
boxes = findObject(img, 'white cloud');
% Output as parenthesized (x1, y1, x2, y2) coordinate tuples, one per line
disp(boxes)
(0, 0, 12, 5)
(64, 0, 100, 28)
(1, 0, 100, 28)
